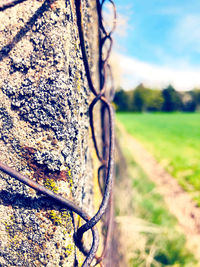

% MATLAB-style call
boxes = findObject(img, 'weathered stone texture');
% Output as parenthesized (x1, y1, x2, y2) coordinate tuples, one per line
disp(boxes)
(0, 0, 99, 265)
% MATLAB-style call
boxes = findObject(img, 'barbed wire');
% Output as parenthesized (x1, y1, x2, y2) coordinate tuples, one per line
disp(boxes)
(0, 0, 116, 266)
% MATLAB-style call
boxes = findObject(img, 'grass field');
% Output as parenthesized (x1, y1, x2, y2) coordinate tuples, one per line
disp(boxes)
(117, 112, 200, 204)
(115, 126, 197, 266)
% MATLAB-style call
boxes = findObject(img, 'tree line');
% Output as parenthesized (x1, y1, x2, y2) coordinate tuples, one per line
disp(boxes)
(113, 84, 200, 112)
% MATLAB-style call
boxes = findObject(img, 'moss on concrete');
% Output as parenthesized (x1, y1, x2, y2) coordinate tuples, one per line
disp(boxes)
(0, 0, 100, 265)
(44, 178, 59, 193)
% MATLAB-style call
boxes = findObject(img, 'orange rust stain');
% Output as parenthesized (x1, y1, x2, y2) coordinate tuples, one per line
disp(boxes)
(22, 146, 69, 182)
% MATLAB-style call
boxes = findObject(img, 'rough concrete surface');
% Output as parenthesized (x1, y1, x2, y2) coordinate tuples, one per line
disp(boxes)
(0, 0, 100, 265)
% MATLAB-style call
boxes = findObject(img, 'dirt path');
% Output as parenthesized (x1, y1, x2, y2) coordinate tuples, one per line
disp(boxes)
(118, 122, 200, 261)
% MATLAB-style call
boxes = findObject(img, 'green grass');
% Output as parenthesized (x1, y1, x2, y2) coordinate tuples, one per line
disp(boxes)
(117, 112, 200, 204)
(129, 159, 196, 266)
(115, 127, 197, 266)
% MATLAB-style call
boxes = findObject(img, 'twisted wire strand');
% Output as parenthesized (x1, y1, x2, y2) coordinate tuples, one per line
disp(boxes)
(0, 161, 99, 266)
(0, 0, 28, 11)
(75, 1, 116, 265)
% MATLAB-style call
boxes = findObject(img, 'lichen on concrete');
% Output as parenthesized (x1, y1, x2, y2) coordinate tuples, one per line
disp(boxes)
(0, 0, 100, 265)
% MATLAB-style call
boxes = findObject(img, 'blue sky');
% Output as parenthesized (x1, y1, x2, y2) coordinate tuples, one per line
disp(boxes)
(112, 0, 200, 90)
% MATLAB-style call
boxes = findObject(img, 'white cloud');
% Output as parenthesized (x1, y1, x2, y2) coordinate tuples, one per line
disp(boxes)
(172, 15, 200, 52)
(156, 7, 182, 16)
(112, 3, 134, 38)
(112, 53, 200, 91)
(115, 12, 130, 37)
(102, 2, 133, 51)
(110, 5, 200, 91)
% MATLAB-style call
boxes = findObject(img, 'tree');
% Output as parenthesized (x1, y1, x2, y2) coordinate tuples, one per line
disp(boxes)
(132, 83, 148, 112)
(162, 85, 181, 112)
(113, 88, 132, 111)
(0, 1, 104, 266)
(146, 89, 164, 112)
(193, 89, 200, 111)
(132, 84, 164, 112)
(181, 92, 196, 112)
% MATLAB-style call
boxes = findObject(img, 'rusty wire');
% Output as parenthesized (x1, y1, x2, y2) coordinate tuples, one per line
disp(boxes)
(0, 161, 99, 266)
(75, 1, 116, 265)
(0, 0, 116, 266)
(0, 0, 28, 11)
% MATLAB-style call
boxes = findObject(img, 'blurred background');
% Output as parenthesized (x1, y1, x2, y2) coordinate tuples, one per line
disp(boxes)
(110, 1, 200, 266)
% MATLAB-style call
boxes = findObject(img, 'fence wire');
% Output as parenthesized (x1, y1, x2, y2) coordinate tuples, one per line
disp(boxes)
(0, 0, 116, 266)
